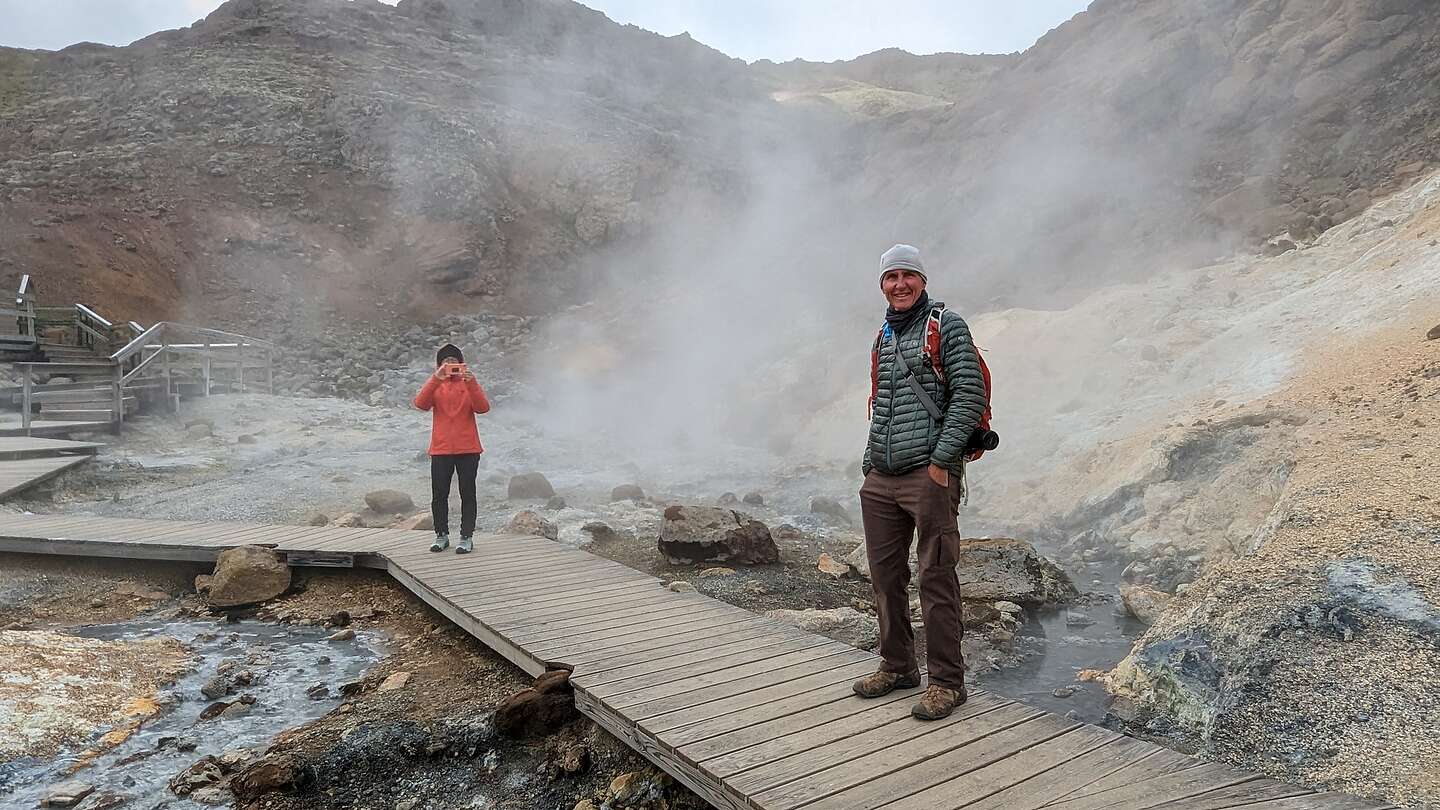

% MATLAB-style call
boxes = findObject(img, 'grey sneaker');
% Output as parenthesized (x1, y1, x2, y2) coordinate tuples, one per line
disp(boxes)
(456, 536, 473, 554)
(430, 534, 450, 552)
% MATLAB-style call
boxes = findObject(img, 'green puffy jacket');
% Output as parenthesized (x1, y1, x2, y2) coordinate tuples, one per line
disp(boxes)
(863, 302, 988, 477)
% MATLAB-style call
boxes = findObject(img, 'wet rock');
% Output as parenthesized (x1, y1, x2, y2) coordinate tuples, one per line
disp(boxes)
(1065, 611, 1095, 628)
(1053, 686, 1077, 699)
(495, 670, 578, 738)
(658, 505, 779, 565)
(379, 671, 412, 692)
(953, 538, 1078, 607)
(504, 509, 559, 541)
(306, 683, 329, 700)
(40, 780, 94, 807)
(232, 754, 309, 801)
(219, 748, 257, 770)
(206, 546, 291, 608)
(611, 483, 646, 501)
(809, 496, 851, 524)
(200, 674, 230, 700)
(546, 495, 567, 510)
(328, 629, 356, 642)
(743, 492, 765, 507)
(220, 698, 255, 719)
(765, 607, 880, 650)
(508, 473, 556, 499)
(365, 489, 414, 514)
(169, 756, 224, 796)
(1121, 584, 1174, 625)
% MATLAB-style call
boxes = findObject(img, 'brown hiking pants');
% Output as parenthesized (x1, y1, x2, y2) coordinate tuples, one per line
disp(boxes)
(859, 466, 966, 691)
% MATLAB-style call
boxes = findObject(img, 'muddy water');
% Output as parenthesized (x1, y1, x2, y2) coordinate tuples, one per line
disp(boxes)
(1, 619, 382, 809)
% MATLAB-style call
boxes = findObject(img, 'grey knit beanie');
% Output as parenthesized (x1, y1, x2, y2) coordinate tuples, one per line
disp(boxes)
(879, 244, 926, 283)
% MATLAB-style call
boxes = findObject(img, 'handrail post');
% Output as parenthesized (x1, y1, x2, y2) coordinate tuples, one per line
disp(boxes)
(238, 341, 247, 393)
(21, 367, 32, 436)
(161, 334, 173, 413)
(203, 338, 212, 396)
(112, 363, 124, 433)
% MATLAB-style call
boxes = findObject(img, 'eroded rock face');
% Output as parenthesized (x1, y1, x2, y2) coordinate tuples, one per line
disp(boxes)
(953, 538, 1077, 607)
(657, 505, 779, 566)
(207, 546, 292, 608)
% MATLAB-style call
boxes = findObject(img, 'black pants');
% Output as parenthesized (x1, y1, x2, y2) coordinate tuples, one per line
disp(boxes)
(431, 453, 479, 537)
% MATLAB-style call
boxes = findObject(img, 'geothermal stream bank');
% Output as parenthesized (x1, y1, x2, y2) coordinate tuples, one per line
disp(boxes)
(2, 619, 382, 808)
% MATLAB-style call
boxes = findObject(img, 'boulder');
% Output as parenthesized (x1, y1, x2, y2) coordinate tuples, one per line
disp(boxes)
(504, 510, 559, 541)
(1427, 323, 1440, 341)
(743, 492, 765, 507)
(765, 607, 879, 650)
(610, 484, 646, 501)
(169, 755, 224, 796)
(496, 670, 578, 737)
(508, 473, 556, 499)
(716, 492, 739, 506)
(657, 505, 779, 565)
(952, 538, 1077, 607)
(232, 755, 309, 801)
(206, 546, 291, 608)
(1121, 584, 1174, 625)
(545, 495, 567, 510)
(379, 671, 411, 692)
(303, 511, 329, 527)
(364, 489, 414, 514)
(810, 496, 851, 524)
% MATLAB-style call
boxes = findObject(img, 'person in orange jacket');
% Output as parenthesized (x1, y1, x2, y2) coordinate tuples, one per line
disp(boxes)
(414, 343, 491, 553)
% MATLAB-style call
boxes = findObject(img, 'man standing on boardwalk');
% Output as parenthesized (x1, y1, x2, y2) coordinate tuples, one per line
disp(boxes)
(852, 244, 988, 720)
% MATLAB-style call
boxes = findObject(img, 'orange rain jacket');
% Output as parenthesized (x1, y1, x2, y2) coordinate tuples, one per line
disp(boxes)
(414, 376, 491, 455)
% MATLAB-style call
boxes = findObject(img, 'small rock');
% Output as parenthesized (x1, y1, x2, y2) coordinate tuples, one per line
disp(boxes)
(743, 492, 765, 506)
(574, 802, 598, 810)
(699, 567, 736, 577)
(306, 683, 329, 700)
(611, 483, 646, 501)
(379, 671, 412, 692)
(364, 489, 414, 514)
(237, 433, 259, 445)
(817, 552, 853, 579)
(332, 512, 365, 528)
(994, 601, 1024, 615)
(328, 629, 355, 642)
(545, 495, 567, 510)
(200, 675, 230, 700)
(717, 492, 739, 506)
(809, 496, 851, 523)
(508, 473, 556, 499)
(1064, 611, 1095, 628)
(556, 743, 590, 775)
(219, 748, 257, 769)
(504, 510, 559, 541)
(303, 511, 329, 527)
(667, 581, 696, 593)
(220, 700, 254, 719)
(232, 754, 308, 801)
(393, 513, 434, 531)
(1120, 584, 1174, 626)
(40, 780, 94, 807)
(1052, 686, 1077, 699)
(328, 610, 351, 628)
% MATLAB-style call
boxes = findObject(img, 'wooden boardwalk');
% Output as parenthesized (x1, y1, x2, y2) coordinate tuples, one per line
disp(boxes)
(0, 437, 101, 499)
(0, 513, 1391, 810)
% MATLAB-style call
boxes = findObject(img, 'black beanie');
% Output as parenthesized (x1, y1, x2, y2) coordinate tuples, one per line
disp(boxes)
(436, 343, 464, 367)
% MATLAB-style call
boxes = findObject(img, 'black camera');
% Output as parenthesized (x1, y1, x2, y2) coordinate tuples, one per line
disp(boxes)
(965, 428, 1000, 453)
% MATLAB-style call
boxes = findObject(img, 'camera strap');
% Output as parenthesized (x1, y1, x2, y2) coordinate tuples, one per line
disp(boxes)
(891, 335, 944, 422)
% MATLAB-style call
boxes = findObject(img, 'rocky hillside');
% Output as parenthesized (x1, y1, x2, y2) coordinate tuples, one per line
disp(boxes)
(3, 0, 1440, 331)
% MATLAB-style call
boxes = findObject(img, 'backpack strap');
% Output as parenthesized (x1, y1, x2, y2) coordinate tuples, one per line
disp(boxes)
(922, 304, 946, 382)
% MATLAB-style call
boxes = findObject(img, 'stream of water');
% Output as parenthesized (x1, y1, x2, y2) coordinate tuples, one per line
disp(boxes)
(1, 618, 382, 809)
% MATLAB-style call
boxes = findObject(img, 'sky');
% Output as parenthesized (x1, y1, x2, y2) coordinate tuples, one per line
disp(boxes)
(0, 0, 1090, 62)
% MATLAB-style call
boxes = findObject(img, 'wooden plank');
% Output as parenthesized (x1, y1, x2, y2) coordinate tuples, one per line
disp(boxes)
(561, 616, 790, 673)
(509, 600, 744, 649)
(0, 455, 90, 498)
(435, 568, 659, 605)
(1044, 763, 1262, 810)
(732, 699, 1046, 801)
(605, 644, 867, 711)
(424, 555, 638, 591)
(1224, 796, 1393, 810)
(1144, 779, 1315, 810)
(519, 602, 754, 653)
(432, 564, 653, 601)
(496, 591, 697, 633)
(964, 737, 1171, 810)
(692, 686, 968, 777)
(575, 629, 826, 691)
(389, 542, 571, 572)
(1048, 747, 1201, 803)
(643, 658, 882, 735)
(866, 727, 1120, 810)
(482, 579, 664, 617)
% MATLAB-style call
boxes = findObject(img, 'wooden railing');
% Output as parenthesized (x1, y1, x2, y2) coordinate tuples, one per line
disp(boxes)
(3, 275, 38, 343)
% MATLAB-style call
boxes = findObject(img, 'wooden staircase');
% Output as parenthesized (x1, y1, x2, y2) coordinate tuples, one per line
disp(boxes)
(1, 274, 275, 437)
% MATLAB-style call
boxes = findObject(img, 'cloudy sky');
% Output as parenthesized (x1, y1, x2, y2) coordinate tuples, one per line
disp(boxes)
(0, 0, 1089, 62)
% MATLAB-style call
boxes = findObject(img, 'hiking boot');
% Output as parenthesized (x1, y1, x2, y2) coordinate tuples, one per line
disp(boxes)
(852, 669, 921, 699)
(456, 536, 473, 554)
(430, 534, 450, 553)
(911, 685, 967, 721)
